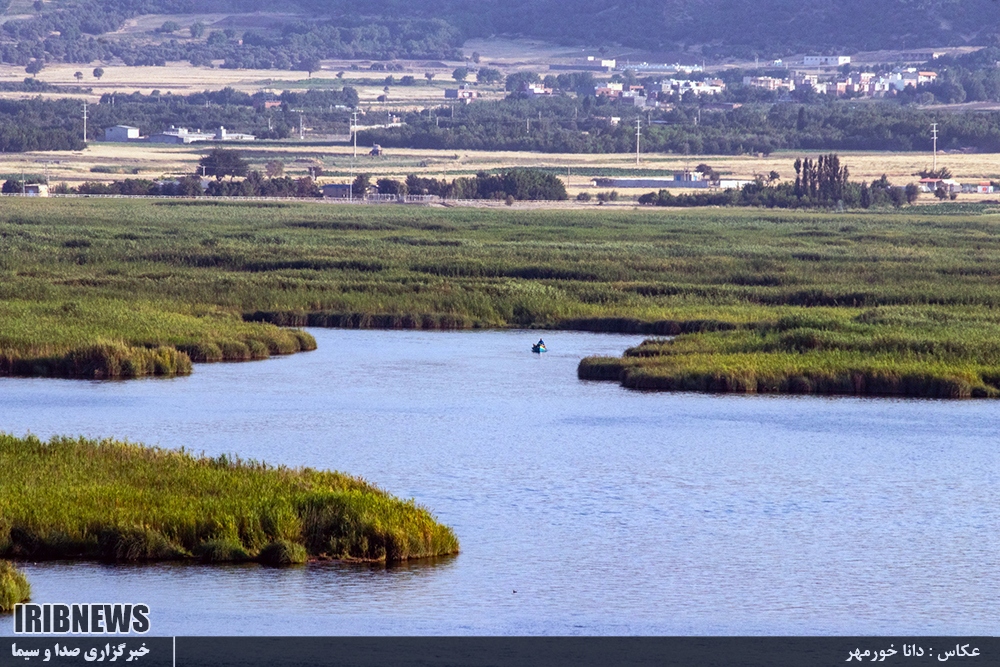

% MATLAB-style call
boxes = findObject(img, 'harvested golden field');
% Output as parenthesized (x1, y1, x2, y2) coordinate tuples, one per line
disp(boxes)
(0, 61, 499, 107)
(4, 141, 997, 202)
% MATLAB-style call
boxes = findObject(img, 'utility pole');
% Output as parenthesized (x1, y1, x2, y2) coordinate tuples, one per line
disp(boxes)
(82, 102, 88, 145)
(299, 114, 304, 140)
(635, 118, 641, 166)
(352, 110, 359, 158)
(350, 110, 359, 203)
(931, 122, 938, 171)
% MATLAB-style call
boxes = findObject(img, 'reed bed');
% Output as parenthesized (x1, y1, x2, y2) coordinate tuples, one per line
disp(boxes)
(580, 307, 1000, 397)
(0, 434, 459, 563)
(0, 560, 30, 611)
(0, 299, 315, 379)
(4, 198, 1000, 390)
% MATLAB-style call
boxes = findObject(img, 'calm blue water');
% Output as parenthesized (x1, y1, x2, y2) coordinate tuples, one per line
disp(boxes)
(1, 329, 998, 635)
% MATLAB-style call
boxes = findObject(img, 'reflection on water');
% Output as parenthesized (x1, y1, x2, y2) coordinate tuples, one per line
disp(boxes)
(1, 329, 998, 635)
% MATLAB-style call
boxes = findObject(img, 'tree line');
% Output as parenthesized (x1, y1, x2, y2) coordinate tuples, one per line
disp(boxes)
(361, 95, 1000, 155)
(638, 155, 921, 210)
(0, 1, 461, 68)
(0, 87, 358, 152)
(1, 0, 999, 68)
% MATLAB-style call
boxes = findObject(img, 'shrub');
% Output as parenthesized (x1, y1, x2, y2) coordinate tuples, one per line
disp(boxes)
(0, 561, 31, 611)
(195, 539, 251, 563)
(258, 540, 307, 566)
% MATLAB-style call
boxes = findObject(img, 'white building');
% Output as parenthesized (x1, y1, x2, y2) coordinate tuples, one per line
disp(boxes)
(104, 125, 140, 142)
(803, 55, 851, 67)
(148, 126, 255, 144)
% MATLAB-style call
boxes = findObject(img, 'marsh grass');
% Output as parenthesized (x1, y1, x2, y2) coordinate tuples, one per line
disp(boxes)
(0, 434, 459, 563)
(0, 561, 30, 611)
(580, 307, 1000, 397)
(0, 299, 315, 379)
(4, 198, 1000, 390)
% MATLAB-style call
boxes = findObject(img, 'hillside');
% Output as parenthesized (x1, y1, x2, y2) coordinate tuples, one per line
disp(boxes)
(1, 1, 997, 64)
(311, 0, 1000, 58)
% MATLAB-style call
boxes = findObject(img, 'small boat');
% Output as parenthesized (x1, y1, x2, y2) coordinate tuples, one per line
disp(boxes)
(531, 342, 547, 354)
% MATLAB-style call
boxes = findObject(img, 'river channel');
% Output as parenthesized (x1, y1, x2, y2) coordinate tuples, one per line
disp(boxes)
(1, 329, 997, 635)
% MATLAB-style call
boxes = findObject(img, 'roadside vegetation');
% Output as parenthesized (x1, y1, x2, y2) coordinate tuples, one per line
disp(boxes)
(0, 433, 459, 564)
(4, 198, 1000, 395)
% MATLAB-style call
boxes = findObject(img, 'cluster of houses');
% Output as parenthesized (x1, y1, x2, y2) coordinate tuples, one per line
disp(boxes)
(593, 79, 727, 107)
(919, 178, 995, 195)
(103, 125, 256, 144)
(743, 67, 939, 98)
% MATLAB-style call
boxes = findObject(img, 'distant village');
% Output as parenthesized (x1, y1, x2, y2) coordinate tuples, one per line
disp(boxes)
(445, 53, 949, 110)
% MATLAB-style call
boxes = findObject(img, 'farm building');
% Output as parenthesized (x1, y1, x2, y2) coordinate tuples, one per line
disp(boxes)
(148, 126, 255, 144)
(321, 184, 353, 199)
(803, 55, 851, 66)
(592, 173, 711, 189)
(104, 125, 140, 142)
(445, 85, 479, 101)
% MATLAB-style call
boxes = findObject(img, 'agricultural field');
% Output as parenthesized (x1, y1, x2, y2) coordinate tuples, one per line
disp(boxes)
(4, 143, 1000, 200)
(0, 60, 503, 106)
(2, 196, 1000, 397)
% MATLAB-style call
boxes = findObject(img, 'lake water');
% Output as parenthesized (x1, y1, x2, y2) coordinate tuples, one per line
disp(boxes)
(1, 329, 998, 636)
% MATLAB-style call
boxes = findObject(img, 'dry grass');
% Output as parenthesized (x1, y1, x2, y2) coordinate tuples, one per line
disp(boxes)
(10, 141, 1000, 200)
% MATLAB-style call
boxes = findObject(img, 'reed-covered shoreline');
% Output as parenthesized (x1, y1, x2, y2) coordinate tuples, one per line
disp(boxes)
(579, 308, 1000, 398)
(4, 198, 1000, 390)
(0, 434, 459, 563)
(0, 299, 315, 379)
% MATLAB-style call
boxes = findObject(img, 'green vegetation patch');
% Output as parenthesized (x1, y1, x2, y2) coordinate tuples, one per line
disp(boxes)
(0, 299, 315, 379)
(6, 198, 1000, 394)
(0, 434, 459, 564)
(0, 561, 31, 611)
(580, 307, 1000, 398)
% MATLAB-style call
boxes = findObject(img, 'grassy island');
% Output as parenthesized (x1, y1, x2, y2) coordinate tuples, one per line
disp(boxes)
(0, 434, 459, 563)
(579, 308, 1000, 398)
(4, 198, 1000, 394)
(0, 560, 30, 611)
(0, 298, 316, 379)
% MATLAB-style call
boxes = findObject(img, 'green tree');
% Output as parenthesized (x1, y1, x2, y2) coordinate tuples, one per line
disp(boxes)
(198, 148, 249, 181)
(93, 67, 104, 80)
(300, 57, 321, 78)
(158, 21, 181, 34)
(376, 177, 407, 195)
(190, 22, 205, 38)
(452, 67, 469, 82)
(352, 173, 371, 198)
(25, 60, 43, 77)
(477, 67, 503, 84)
(265, 160, 284, 178)
(74, 71, 83, 83)
(505, 71, 539, 91)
